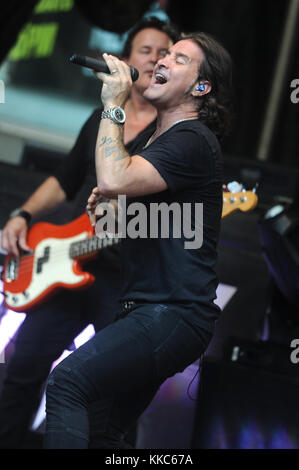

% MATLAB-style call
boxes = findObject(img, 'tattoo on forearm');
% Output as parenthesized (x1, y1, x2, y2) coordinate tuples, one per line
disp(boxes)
(105, 144, 119, 158)
(99, 135, 128, 161)
(99, 137, 114, 147)
(115, 150, 128, 161)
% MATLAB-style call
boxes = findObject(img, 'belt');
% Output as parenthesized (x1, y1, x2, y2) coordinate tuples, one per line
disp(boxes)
(121, 300, 136, 311)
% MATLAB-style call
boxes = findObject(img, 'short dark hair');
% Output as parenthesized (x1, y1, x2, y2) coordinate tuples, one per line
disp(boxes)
(122, 16, 179, 59)
(181, 32, 234, 140)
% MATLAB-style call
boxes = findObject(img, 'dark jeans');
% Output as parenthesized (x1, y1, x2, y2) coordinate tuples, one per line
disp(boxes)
(0, 262, 121, 449)
(44, 302, 213, 449)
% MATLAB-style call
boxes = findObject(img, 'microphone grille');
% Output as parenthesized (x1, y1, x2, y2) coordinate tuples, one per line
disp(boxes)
(69, 54, 85, 66)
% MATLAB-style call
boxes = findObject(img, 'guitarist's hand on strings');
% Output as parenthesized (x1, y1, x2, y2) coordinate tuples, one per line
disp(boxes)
(1, 216, 31, 257)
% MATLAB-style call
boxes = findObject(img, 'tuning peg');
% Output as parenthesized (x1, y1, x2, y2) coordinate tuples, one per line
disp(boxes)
(227, 181, 243, 194)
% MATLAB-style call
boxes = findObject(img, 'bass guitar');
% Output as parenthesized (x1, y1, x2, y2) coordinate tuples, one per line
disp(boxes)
(2, 188, 258, 312)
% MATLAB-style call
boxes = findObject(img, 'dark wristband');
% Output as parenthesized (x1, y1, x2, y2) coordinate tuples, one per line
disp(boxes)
(9, 208, 32, 225)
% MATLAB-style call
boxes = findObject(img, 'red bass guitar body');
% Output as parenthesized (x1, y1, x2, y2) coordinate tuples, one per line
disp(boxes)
(3, 213, 98, 312)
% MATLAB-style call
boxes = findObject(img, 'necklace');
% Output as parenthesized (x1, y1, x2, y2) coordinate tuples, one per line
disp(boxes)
(143, 117, 197, 149)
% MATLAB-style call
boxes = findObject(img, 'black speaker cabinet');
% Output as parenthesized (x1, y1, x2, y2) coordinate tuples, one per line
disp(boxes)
(192, 350, 299, 449)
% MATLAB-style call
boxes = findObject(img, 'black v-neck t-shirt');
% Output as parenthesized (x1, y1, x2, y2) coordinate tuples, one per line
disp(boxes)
(55, 110, 223, 332)
(120, 120, 223, 332)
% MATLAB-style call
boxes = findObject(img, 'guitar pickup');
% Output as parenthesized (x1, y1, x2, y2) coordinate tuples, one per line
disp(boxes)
(5, 258, 18, 282)
(36, 246, 50, 274)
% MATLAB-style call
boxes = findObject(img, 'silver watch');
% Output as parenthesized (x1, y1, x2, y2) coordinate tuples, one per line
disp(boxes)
(101, 107, 126, 125)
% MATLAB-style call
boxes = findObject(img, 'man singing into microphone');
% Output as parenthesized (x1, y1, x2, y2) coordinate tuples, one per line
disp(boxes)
(44, 32, 233, 449)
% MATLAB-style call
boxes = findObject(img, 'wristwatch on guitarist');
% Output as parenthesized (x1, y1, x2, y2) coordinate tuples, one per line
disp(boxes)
(9, 208, 32, 225)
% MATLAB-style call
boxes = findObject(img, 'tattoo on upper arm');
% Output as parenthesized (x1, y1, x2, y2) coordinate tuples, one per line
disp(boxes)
(99, 136, 128, 161)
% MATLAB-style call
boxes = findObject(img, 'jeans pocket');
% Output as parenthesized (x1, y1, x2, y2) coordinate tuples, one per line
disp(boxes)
(153, 320, 209, 382)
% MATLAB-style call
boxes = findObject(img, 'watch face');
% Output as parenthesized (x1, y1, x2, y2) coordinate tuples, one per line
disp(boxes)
(113, 107, 126, 124)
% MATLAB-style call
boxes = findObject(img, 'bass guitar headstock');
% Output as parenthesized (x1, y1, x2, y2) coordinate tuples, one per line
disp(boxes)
(222, 181, 258, 218)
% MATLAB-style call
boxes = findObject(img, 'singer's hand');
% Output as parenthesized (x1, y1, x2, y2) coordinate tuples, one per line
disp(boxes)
(95, 53, 132, 108)
(86, 187, 103, 227)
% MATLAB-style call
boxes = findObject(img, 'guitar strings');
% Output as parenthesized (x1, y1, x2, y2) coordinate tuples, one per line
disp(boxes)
(5, 204, 203, 276)
(4, 193, 251, 279)
(4, 237, 120, 279)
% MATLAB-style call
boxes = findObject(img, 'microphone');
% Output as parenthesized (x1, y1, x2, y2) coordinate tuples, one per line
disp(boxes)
(69, 54, 139, 82)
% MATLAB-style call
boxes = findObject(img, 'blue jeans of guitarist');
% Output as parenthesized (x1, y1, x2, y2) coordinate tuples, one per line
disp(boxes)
(44, 302, 213, 449)
(0, 260, 122, 449)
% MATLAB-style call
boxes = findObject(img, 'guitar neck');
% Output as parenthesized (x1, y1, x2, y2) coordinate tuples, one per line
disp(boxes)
(70, 188, 258, 259)
(69, 235, 119, 259)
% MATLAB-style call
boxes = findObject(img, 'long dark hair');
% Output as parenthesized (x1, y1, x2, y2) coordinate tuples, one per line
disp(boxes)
(182, 32, 234, 140)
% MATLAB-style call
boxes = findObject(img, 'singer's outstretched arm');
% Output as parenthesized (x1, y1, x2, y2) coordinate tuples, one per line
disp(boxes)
(95, 54, 167, 199)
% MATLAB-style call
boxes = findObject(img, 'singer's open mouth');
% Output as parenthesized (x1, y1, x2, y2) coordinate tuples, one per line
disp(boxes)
(154, 72, 168, 85)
